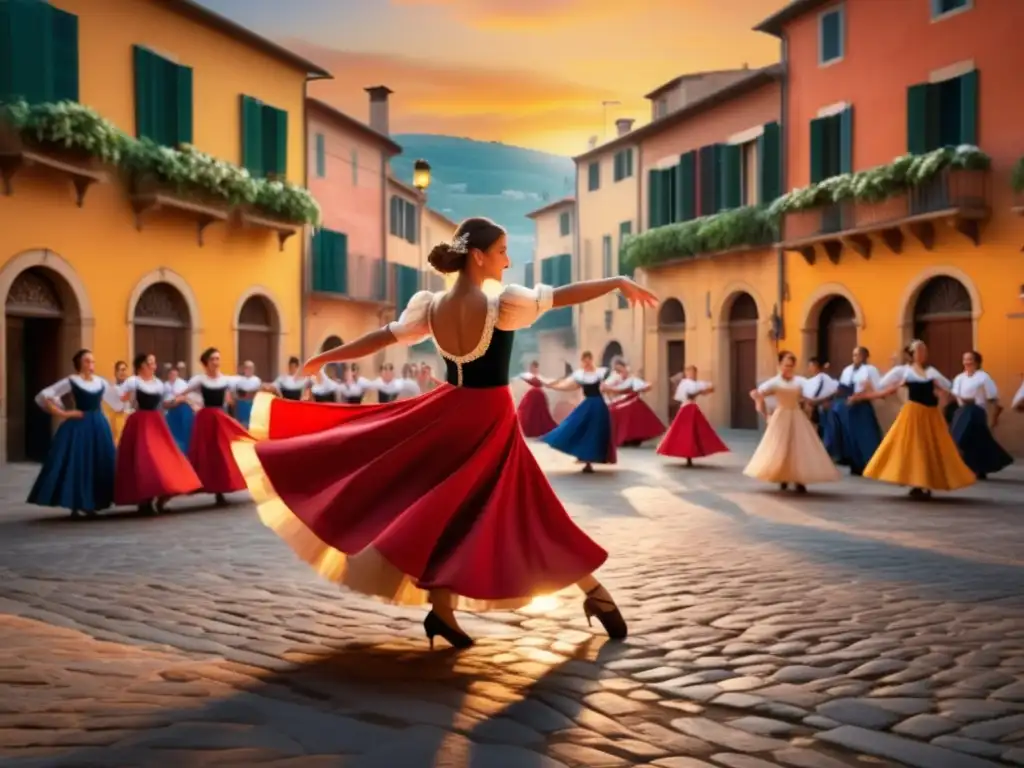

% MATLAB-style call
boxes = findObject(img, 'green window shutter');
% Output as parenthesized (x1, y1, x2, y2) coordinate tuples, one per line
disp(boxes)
(958, 69, 978, 145)
(588, 162, 600, 191)
(403, 201, 417, 243)
(712, 144, 726, 211)
(647, 168, 661, 229)
(677, 150, 696, 221)
(839, 106, 853, 174)
(157, 56, 178, 146)
(625, 149, 634, 178)
(560, 253, 572, 286)
(602, 235, 612, 277)
(524, 262, 534, 289)
(906, 83, 927, 154)
(613, 152, 622, 182)
(173, 63, 193, 145)
(540, 258, 553, 285)
(50, 6, 79, 103)
(311, 230, 323, 290)
(260, 105, 287, 178)
(618, 220, 633, 279)
(809, 116, 827, 183)
(757, 122, 781, 202)
(662, 167, 676, 224)
(720, 143, 742, 210)
(697, 144, 717, 216)
(240, 95, 263, 176)
(315, 133, 325, 177)
(133, 46, 155, 140)
(6, 0, 53, 104)
(333, 231, 348, 294)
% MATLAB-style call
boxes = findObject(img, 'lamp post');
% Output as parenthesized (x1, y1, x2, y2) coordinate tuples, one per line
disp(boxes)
(413, 159, 432, 289)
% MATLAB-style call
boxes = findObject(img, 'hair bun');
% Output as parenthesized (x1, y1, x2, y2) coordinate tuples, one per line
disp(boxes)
(428, 242, 465, 274)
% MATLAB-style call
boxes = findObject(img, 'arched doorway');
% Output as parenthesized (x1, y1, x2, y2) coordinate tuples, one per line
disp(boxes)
(320, 335, 343, 378)
(133, 283, 190, 376)
(658, 299, 686, 419)
(817, 296, 857, 370)
(237, 295, 278, 379)
(5, 268, 79, 462)
(913, 276, 972, 379)
(601, 341, 623, 372)
(728, 293, 759, 429)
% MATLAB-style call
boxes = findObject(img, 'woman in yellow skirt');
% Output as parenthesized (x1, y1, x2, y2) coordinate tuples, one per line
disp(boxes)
(106, 360, 132, 446)
(745, 351, 841, 493)
(851, 339, 975, 499)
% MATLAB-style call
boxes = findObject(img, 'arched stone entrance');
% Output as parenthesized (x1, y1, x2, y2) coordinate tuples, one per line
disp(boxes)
(727, 292, 759, 429)
(5, 268, 82, 462)
(601, 340, 623, 372)
(817, 296, 857, 371)
(133, 283, 191, 376)
(237, 294, 279, 379)
(657, 298, 686, 420)
(912, 276, 973, 379)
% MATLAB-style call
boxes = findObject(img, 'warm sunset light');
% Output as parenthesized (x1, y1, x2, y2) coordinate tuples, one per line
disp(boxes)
(523, 594, 560, 614)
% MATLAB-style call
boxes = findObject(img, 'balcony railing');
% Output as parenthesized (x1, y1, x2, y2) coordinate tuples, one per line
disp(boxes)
(311, 252, 392, 303)
(781, 167, 990, 265)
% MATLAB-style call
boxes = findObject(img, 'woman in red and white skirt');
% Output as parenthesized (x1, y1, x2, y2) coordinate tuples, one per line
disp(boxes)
(606, 360, 665, 447)
(658, 365, 729, 466)
(177, 347, 251, 506)
(516, 360, 557, 437)
(115, 353, 202, 513)
(231, 217, 657, 650)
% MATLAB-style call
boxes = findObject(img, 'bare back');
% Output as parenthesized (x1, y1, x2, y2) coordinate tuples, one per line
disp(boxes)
(429, 289, 492, 357)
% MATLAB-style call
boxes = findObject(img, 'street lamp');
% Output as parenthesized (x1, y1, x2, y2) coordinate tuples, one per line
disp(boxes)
(413, 159, 432, 191)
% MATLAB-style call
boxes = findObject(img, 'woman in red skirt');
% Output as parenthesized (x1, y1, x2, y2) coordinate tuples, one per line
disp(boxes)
(178, 348, 251, 506)
(516, 360, 557, 437)
(115, 353, 202, 513)
(658, 365, 729, 466)
(231, 217, 657, 650)
(606, 360, 666, 447)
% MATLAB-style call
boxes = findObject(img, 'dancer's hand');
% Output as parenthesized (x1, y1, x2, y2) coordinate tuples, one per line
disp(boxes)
(301, 358, 323, 377)
(616, 277, 658, 308)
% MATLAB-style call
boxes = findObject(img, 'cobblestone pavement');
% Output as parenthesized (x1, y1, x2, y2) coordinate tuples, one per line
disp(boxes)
(1, 432, 1023, 767)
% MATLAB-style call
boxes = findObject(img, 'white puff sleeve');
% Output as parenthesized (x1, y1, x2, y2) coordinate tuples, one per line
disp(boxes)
(387, 290, 433, 344)
(496, 284, 555, 331)
(35, 377, 71, 411)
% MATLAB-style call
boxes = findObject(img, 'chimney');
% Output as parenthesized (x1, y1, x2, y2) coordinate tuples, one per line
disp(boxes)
(615, 118, 634, 137)
(365, 85, 393, 135)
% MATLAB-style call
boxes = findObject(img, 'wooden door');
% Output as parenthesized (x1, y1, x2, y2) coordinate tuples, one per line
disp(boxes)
(135, 324, 187, 374)
(666, 340, 684, 420)
(239, 330, 275, 379)
(826, 322, 858, 373)
(6, 317, 26, 462)
(729, 324, 758, 429)
(917, 318, 972, 380)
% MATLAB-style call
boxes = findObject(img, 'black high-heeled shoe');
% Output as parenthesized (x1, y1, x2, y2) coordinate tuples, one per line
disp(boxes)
(423, 611, 474, 650)
(583, 586, 628, 640)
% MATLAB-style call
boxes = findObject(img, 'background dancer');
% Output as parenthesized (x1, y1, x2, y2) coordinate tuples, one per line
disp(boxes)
(271, 357, 309, 401)
(516, 360, 557, 437)
(828, 347, 884, 475)
(29, 349, 124, 517)
(232, 361, 261, 429)
(541, 351, 617, 473)
(336, 363, 372, 403)
(801, 357, 837, 440)
(606, 359, 665, 447)
(949, 350, 1012, 480)
(658, 365, 728, 466)
(108, 359, 132, 446)
(311, 368, 340, 402)
(163, 366, 195, 455)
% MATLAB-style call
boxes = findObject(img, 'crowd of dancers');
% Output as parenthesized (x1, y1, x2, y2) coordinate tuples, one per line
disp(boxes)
(20, 215, 1023, 653)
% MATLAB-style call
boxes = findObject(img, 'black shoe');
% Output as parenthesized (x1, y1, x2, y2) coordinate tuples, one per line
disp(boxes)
(423, 611, 474, 650)
(215, 494, 228, 507)
(795, 484, 807, 494)
(583, 587, 627, 640)
(909, 487, 926, 499)
(686, 458, 693, 467)
(582, 463, 595, 474)
(779, 483, 789, 491)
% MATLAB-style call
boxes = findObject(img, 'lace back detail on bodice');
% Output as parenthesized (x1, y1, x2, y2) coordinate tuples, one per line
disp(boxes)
(427, 296, 498, 387)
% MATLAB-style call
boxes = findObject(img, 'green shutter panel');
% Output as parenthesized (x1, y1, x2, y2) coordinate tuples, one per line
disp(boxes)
(240, 95, 263, 176)
(839, 106, 853, 174)
(0, 2, 11, 102)
(311, 230, 322, 290)
(9, 0, 53, 103)
(678, 150, 696, 220)
(906, 84, 929, 154)
(661, 167, 675, 224)
(958, 69, 978, 146)
(712, 144, 726, 212)
(720, 143, 742, 210)
(758, 121, 781, 202)
(647, 168, 661, 229)
(540, 258, 552, 286)
(809, 116, 827, 183)
(156, 56, 179, 146)
(174, 63, 193, 146)
(49, 6, 78, 103)
(403, 201, 416, 243)
(271, 107, 287, 177)
(334, 231, 348, 294)
(561, 253, 572, 286)
(626, 149, 634, 177)
(618, 221, 633, 278)
(133, 46, 154, 139)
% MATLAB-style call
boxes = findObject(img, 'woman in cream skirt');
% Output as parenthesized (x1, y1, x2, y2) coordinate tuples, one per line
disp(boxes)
(745, 351, 841, 493)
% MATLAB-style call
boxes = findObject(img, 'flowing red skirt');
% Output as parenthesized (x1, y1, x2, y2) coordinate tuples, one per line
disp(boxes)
(114, 411, 202, 505)
(231, 388, 608, 610)
(657, 402, 729, 459)
(189, 408, 251, 494)
(610, 394, 666, 446)
(517, 387, 557, 437)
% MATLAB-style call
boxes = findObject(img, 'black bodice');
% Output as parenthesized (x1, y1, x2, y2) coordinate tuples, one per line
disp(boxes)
(906, 380, 939, 407)
(343, 394, 364, 404)
(377, 391, 397, 403)
(313, 391, 336, 403)
(136, 390, 163, 411)
(200, 385, 227, 408)
(280, 386, 304, 401)
(581, 380, 603, 398)
(235, 389, 257, 401)
(70, 381, 104, 412)
(441, 328, 514, 388)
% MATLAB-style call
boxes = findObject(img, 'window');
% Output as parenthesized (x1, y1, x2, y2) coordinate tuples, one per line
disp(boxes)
(818, 6, 844, 65)
(559, 210, 572, 237)
(654, 99, 668, 119)
(932, 0, 970, 19)
(602, 235, 612, 277)
(389, 195, 418, 243)
(311, 228, 348, 294)
(240, 95, 288, 178)
(907, 70, 978, 152)
(0, 1, 78, 104)
(739, 140, 759, 206)
(393, 263, 420, 311)
(810, 107, 853, 182)
(135, 46, 193, 147)
(314, 133, 326, 178)
(588, 161, 600, 191)
(617, 221, 632, 308)
(613, 149, 634, 182)
(351, 148, 358, 186)
(757, 121, 782, 202)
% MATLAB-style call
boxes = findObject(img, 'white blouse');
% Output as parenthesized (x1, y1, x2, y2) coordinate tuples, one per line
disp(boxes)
(951, 370, 998, 406)
(387, 284, 556, 345)
(163, 378, 189, 399)
(119, 375, 165, 396)
(274, 374, 308, 393)
(372, 377, 419, 397)
(839, 364, 882, 394)
(573, 367, 608, 385)
(803, 373, 839, 400)
(518, 372, 543, 383)
(310, 378, 338, 397)
(233, 375, 262, 393)
(185, 374, 235, 393)
(337, 377, 372, 397)
(758, 374, 808, 394)
(880, 364, 951, 390)
(35, 375, 124, 412)
(674, 379, 710, 403)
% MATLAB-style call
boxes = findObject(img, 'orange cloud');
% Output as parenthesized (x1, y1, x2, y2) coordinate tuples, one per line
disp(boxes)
(388, 0, 676, 29)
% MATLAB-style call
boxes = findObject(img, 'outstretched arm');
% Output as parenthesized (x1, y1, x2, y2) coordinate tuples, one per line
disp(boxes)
(552, 276, 657, 309)
(302, 329, 396, 376)
(545, 377, 581, 392)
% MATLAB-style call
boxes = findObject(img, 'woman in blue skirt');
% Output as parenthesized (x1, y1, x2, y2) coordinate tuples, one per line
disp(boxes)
(827, 346, 884, 475)
(163, 366, 195, 454)
(232, 360, 261, 429)
(540, 351, 616, 473)
(28, 348, 125, 517)
(949, 350, 1012, 479)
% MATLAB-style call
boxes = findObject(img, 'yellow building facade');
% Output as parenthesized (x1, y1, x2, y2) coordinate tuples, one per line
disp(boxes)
(525, 198, 578, 376)
(0, 0, 327, 463)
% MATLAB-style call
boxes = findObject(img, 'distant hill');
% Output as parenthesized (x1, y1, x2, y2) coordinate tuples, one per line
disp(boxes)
(390, 135, 575, 275)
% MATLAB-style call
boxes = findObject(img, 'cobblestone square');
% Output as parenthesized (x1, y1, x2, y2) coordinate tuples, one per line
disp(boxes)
(1, 434, 1022, 767)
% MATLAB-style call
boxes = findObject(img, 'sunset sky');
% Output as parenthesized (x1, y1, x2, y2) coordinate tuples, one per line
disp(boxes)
(196, 0, 788, 156)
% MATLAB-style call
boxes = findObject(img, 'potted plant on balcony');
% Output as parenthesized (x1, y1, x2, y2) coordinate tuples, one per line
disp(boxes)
(250, 178, 322, 227)
(0, 100, 126, 166)
(905, 144, 990, 213)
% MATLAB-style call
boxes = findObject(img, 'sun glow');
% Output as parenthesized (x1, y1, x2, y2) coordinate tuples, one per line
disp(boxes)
(523, 594, 560, 614)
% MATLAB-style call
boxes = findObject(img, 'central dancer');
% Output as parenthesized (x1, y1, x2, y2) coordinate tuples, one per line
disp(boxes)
(232, 217, 656, 649)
